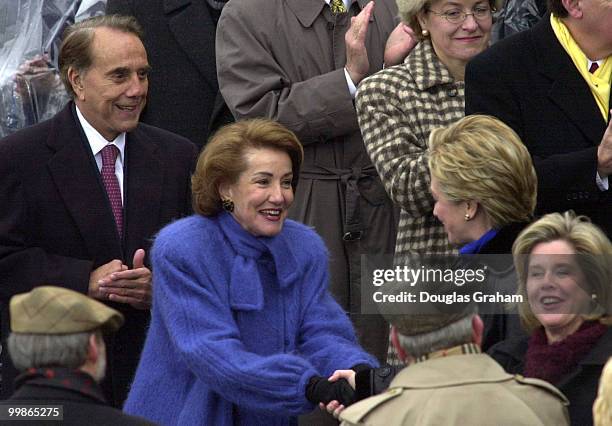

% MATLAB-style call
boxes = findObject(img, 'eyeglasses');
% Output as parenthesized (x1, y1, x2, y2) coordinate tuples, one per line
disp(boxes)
(426, 6, 493, 24)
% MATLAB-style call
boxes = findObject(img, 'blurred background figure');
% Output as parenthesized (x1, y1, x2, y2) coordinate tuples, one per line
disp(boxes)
(491, 211, 612, 426)
(0, 0, 106, 137)
(124, 119, 377, 426)
(490, 0, 545, 43)
(0, 286, 153, 425)
(594, 357, 612, 426)
(106, 0, 233, 149)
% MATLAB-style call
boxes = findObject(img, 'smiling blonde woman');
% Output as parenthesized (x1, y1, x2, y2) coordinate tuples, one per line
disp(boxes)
(490, 211, 612, 426)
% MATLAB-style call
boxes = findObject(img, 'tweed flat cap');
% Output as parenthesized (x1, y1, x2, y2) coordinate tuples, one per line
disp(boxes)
(10, 286, 124, 334)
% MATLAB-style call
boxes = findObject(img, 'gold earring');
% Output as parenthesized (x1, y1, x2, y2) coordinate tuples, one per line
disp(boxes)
(421, 29, 429, 37)
(222, 198, 234, 212)
(464, 213, 471, 221)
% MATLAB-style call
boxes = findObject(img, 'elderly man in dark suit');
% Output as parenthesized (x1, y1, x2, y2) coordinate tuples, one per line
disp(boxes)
(106, 0, 233, 149)
(0, 15, 197, 406)
(465, 0, 612, 235)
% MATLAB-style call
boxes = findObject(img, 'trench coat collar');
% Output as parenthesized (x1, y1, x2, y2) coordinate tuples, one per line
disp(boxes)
(391, 353, 513, 388)
(285, 0, 370, 28)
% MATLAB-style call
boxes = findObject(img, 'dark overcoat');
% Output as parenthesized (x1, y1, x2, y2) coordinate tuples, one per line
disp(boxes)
(489, 326, 612, 426)
(466, 15, 612, 236)
(0, 103, 197, 405)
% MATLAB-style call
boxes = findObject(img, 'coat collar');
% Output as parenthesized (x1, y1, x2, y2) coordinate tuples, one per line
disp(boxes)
(391, 353, 513, 388)
(406, 39, 458, 91)
(285, 0, 371, 28)
(529, 14, 607, 145)
(163, 0, 218, 92)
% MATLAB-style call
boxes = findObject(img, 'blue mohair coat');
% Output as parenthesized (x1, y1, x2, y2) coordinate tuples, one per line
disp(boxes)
(124, 212, 378, 425)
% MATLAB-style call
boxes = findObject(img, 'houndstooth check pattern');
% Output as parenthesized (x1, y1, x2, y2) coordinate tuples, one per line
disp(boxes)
(356, 39, 464, 259)
(101, 144, 123, 238)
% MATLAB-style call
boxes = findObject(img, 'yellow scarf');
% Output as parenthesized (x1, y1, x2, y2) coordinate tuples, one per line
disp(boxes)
(550, 14, 611, 122)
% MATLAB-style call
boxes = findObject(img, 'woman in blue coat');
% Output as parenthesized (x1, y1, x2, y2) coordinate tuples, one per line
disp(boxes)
(123, 119, 378, 425)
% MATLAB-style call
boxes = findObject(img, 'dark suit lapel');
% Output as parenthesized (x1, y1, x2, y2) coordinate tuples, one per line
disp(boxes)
(531, 17, 607, 146)
(123, 128, 162, 265)
(164, 0, 218, 92)
(45, 104, 123, 261)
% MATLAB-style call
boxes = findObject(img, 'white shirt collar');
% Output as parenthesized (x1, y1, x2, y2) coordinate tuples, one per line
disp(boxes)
(75, 104, 126, 163)
(587, 59, 603, 70)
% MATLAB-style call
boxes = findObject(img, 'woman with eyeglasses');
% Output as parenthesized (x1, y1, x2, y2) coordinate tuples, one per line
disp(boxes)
(356, 0, 499, 376)
(357, 0, 499, 260)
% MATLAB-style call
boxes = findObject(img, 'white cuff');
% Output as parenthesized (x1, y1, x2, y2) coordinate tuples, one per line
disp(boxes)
(344, 68, 357, 99)
(596, 171, 609, 191)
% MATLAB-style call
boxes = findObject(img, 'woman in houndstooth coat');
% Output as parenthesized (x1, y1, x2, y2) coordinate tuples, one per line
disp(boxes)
(356, 0, 499, 259)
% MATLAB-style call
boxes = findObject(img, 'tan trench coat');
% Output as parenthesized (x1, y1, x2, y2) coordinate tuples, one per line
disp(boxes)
(217, 0, 400, 361)
(340, 353, 570, 426)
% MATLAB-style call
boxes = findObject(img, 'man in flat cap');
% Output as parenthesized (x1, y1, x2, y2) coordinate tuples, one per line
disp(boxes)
(339, 296, 570, 425)
(0, 286, 154, 425)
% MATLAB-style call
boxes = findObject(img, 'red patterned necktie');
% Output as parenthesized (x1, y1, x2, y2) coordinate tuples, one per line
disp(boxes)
(100, 144, 123, 238)
(589, 62, 599, 74)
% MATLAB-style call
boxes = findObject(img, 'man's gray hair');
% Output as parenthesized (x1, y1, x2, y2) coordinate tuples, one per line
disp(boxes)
(8, 332, 92, 371)
(396, 315, 474, 359)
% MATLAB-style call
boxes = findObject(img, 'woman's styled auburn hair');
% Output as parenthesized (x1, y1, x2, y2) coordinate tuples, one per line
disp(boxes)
(427, 114, 536, 228)
(512, 211, 612, 333)
(192, 119, 304, 216)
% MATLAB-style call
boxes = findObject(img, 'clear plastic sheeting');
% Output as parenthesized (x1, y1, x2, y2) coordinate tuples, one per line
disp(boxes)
(0, 0, 81, 137)
(491, 0, 546, 44)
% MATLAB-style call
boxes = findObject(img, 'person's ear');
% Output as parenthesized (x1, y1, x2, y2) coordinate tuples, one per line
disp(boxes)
(391, 326, 409, 363)
(67, 67, 85, 101)
(464, 200, 479, 221)
(472, 315, 484, 347)
(87, 333, 100, 364)
(416, 11, 429, 35)
(218, 182, 232, 200)
(561, 0, 583, 19)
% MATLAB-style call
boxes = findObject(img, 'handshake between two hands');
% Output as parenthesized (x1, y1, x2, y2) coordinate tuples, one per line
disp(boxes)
(306, 369, 357, 419)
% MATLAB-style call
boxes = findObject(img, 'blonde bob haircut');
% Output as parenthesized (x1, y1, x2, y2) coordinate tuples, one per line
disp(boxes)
(512, 211, 612, 333)
(428, 114, 536, 229)
(396, 0, 500, 41)
(192, 119, 304, 216)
